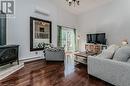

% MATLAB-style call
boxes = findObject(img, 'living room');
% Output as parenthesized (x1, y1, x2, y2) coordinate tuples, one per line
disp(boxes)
(0, 0, 130, 86)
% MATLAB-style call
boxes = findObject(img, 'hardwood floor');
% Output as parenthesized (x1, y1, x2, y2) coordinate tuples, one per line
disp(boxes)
(0, 54, 113, 86)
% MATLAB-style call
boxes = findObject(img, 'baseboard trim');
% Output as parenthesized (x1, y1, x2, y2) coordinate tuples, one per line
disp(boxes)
(20, 57, 45, 63)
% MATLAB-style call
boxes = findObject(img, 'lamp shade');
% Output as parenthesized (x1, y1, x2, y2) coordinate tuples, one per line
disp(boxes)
(122, 40, 128, 46)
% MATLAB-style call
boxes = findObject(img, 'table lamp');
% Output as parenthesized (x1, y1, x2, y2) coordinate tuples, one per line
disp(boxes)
(122, 40, 128, 46)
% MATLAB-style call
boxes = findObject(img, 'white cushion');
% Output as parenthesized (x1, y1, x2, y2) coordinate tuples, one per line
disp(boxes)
(113, 46, 130, 62)
(97, 44, 120, 59)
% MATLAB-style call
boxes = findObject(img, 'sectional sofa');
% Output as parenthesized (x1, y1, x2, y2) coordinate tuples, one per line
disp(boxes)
(88, 45, 130, 86)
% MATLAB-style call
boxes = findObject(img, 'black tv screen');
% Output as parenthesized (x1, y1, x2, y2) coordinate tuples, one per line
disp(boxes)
(0, 11, 6, 45)
(87, 33, 106, 45)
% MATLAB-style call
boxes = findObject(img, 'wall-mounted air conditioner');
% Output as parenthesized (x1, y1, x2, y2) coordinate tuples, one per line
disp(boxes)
(34, 7, 50, 16)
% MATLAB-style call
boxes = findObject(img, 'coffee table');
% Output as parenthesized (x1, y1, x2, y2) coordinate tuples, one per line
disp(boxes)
(74, 52, 99, 65)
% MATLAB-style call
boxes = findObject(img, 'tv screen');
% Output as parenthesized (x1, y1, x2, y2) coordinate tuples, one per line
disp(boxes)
(87, 33, 106, 45)
(0, 11, 6, 45)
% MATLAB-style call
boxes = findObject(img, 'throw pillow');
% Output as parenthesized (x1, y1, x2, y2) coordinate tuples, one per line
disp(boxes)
(113, 46, 130, 62)
(97, 44, 120, 59)
(97, 50, 114, 59)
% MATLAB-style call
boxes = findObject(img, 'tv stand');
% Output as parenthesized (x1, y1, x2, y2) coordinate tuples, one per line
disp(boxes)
(85, 43, 107, 54)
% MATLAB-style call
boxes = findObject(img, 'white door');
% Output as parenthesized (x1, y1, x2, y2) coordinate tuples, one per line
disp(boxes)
(61, 28, 75, 52)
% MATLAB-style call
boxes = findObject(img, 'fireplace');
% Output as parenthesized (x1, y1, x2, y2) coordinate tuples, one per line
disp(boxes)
(0, 45, 19, 66)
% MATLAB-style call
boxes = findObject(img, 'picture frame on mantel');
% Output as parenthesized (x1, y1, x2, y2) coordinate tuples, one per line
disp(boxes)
(30, 17, 52, 51)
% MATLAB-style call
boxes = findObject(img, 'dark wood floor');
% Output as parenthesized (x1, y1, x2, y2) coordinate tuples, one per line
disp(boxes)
(0, 54, 113, 86)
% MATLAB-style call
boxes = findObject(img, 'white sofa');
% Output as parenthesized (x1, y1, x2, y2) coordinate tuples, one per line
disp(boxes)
(88, 56, 130, 86)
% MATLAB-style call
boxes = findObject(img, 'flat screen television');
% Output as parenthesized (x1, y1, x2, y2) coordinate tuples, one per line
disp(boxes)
(0, 11, 6, 45)
(87, 33, 106, 45)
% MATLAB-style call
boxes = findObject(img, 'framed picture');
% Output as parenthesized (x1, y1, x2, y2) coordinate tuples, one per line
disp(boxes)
(30, 17, 52, 51)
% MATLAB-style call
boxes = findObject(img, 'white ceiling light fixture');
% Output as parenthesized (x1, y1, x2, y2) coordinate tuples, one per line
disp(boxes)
(66, 0, 80, 6)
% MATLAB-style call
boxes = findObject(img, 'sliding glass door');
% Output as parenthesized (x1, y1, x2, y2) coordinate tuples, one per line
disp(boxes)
(57, 26, 76, 52)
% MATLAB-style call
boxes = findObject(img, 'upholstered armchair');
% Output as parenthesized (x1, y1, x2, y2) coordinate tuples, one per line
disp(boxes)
(44, 47, 65, 61)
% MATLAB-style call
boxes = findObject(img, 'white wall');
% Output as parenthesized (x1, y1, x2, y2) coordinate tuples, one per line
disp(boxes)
(7, 0, 77, 60)
(78, 0, 130, 51)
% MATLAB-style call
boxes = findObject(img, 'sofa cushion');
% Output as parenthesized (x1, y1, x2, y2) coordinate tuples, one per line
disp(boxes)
(113, 46, 130, 62)
(97, 45, 120, 59)
(97, 50, 113, 59)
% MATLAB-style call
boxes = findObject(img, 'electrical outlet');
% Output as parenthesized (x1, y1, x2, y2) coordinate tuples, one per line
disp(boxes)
(35, 52, 38, 55)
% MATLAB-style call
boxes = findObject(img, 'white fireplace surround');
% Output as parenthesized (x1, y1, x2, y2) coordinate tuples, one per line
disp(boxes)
(0, 62, 24, 80)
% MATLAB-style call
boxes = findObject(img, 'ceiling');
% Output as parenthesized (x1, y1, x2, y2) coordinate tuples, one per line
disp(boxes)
(52, 0, 113, 15)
